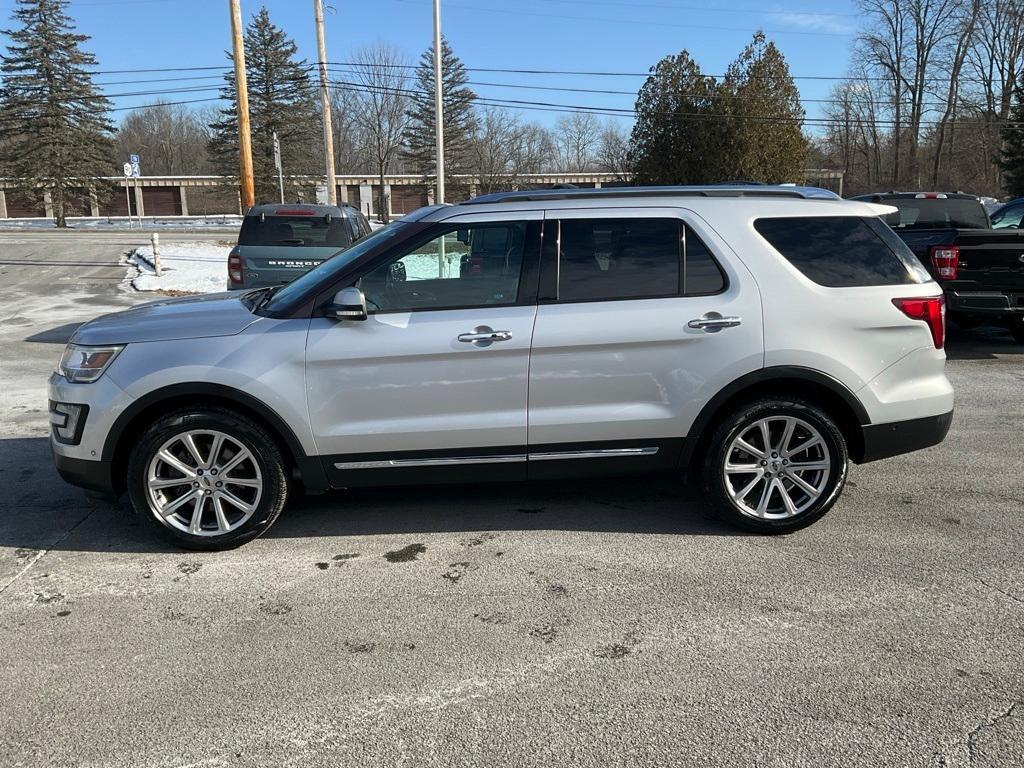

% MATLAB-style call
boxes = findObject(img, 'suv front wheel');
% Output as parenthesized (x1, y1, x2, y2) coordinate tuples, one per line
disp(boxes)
(127, 408, 289, 550)
(702, 398, 848, 533)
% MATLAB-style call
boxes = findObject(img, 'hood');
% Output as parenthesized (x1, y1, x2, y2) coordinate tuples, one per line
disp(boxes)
(72, 292, 261, 345)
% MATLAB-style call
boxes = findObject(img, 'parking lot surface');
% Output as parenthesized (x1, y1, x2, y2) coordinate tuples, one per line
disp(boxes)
(1, 231, 1022, 767)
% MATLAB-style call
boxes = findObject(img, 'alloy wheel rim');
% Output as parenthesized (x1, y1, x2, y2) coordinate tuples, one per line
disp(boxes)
(723, 416, 831, 520)
(145, 429, 263, 536)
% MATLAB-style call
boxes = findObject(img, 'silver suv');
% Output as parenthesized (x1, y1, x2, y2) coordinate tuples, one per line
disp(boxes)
(50, 187, 954, 550)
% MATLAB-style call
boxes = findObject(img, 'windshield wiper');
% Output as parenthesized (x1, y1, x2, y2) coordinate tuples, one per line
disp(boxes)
(253, 285, 281, 312)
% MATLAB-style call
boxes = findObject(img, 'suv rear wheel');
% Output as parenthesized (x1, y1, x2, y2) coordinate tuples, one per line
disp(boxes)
(702, 398, 848, 533)
(127, 408, 289, 550)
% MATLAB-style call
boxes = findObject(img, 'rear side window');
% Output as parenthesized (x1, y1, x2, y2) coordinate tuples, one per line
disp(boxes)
(239, 214, 353, 248)
(556, 218, 725, 302)
(754, 216, 926, 287)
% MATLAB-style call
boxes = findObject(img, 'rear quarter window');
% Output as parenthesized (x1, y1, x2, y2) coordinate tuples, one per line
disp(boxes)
(753, 216, 928, 287)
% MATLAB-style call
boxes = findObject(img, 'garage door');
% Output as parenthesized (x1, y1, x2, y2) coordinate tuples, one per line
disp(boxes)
(390, 185, 429, 215)
(5, 191, 45, 218)
(142, 187, 183, 216)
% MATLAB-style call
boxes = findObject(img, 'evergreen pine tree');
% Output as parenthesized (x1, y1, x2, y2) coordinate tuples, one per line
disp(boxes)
(629, 51, 721, 184)
(0, 0, 115, 227)
(719, 32, 807, 183)
(208, 7, 320, 204)
(402, 35, 477, 192)
(1001, 77, 1024, 198)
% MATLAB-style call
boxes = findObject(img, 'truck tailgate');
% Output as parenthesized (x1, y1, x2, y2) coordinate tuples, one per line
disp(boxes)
(953, 229, 1024, 290)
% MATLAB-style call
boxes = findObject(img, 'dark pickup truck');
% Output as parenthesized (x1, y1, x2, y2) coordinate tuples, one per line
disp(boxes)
(851, 192, 1024, 343)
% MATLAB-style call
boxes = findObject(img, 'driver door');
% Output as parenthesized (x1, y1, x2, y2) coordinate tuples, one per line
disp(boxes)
(305, 211, 542, 487)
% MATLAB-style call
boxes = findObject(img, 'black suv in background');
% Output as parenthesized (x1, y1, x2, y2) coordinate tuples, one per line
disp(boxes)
(851, 192, 1024, 342)
(228, 203, 372, 291)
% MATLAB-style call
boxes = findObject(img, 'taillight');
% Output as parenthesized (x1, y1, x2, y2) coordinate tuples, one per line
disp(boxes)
(228, 249, 243, 285)
(893, 295, 946, 349)
(930, 245, 959, 280)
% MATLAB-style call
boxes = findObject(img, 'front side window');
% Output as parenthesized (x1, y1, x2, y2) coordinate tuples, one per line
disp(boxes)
(754, 216, 928, 287)
(360, 222, 527, 312)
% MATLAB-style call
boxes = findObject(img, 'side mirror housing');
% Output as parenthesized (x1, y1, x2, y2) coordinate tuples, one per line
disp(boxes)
(327, 286, 368, 321)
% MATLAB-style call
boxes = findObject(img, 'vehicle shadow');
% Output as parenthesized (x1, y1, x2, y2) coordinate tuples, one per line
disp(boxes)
(0, 436, 740, 556)
(945, 324, 1022, 360)
(24, 323, 84, 344)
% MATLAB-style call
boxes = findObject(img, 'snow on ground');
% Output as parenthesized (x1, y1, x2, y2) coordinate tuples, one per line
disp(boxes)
(0, 216, 242, 231)
(126, 241, 231, 294)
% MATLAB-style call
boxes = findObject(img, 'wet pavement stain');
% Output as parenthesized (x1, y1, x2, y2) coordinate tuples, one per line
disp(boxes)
(344, 641, 376, 653)
(594, 643, 631, 660)
(442, 562, 470, 583)
(384, 543, 427, 563)
(474, 612, 510, 625)
(529, 624, 558, 644)
(259, 600, 292, 616)
(314, 562, 330, 570)
(332, 553, 359, 561)
(177, 562, 201, 575)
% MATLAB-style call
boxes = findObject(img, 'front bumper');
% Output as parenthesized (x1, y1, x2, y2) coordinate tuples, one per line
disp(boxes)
(52, 450, 117, 494)
(858, 410, 953, 463)
(946, 289, 1024, 316)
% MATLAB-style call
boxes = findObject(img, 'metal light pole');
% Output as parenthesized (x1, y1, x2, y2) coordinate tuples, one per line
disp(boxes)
(432, 0, 445, 204)
(313, 0, 338, 206)
(229, 0, 255, 210)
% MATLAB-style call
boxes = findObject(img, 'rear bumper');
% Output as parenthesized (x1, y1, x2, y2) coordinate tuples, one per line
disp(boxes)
(52, 449, 117, 494)
(946, 290, 1024, 316)
(858, 410, 953, 463)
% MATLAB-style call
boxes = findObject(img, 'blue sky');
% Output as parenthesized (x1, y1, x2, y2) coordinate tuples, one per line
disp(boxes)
(0, 0, 861, 131)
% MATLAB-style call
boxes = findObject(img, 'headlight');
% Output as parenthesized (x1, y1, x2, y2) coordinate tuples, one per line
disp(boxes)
(58, 344, 124, 383)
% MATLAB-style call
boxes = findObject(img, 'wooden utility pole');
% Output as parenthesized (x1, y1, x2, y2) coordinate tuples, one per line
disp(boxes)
(229, 0, 255, 210)
(432, 0, 445, 204)
(313, 0, 338, 206)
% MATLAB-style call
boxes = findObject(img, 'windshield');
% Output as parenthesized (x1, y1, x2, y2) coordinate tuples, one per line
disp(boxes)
(882, 198, 989, 230)
(238, 214, 352, 248)
(260, 222, 409, 312)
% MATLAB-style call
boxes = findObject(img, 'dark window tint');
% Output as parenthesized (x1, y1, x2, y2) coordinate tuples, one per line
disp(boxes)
(558, 218, 680, 301)
(755, 217, 922, 287)
(880, 198, 989, 230)
(361, 222, 526, 312)
(684, 226, 726, 294)
(239, 214, 353, 248)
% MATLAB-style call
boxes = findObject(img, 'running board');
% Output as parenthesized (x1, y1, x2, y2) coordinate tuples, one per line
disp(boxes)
(333, 446, 659, 471)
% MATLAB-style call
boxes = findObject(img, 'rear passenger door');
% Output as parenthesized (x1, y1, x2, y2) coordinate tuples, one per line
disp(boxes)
(527, 208, 763, 477)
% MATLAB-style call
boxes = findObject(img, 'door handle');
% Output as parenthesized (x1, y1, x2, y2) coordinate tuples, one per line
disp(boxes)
(687, 312, 742, 332)
(458, 326, 512, 347)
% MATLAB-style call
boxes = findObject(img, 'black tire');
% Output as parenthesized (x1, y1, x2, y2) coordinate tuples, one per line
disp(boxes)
(1008, 316, 1024, 345)
(701, 397, 848, 534)
(127, 407, 289, 550)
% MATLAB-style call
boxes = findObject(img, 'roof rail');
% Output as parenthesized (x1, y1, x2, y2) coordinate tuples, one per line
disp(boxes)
(460, 185, 840, 205)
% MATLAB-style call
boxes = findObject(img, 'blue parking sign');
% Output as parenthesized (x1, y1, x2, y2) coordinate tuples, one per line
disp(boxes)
(129, 154, 140, 164)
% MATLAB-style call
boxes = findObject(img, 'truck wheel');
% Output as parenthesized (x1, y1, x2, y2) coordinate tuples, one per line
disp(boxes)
(702, 398, 848, 534)
(127, 407, 289, 550)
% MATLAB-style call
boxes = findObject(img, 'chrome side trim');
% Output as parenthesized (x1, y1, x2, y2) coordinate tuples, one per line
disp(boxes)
(527, 447, 660, 461)
(334, 454, 527, 470)
(333, 447, 660, 470)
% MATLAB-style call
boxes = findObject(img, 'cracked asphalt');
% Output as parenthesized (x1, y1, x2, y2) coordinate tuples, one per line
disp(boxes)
(1, 231, 1022, 767)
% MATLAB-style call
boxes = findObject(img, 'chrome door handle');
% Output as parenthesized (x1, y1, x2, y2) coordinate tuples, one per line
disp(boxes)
(458, 326, 512, 347)
(687, 312, 742, 332)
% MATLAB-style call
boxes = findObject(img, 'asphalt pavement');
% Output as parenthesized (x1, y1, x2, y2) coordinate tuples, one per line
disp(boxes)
(0, 230, 1021, 768)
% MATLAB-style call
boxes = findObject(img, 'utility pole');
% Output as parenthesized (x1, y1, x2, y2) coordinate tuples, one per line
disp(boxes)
(432, 0, 445, 204)
(313, 0, 338, 206)
(229, 0, 256, 210)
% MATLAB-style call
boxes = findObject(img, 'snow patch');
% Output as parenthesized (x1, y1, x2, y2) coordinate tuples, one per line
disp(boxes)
(126, 241, 231, 294)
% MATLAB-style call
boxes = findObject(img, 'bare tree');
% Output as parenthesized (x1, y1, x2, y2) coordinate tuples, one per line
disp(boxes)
(329, 86, 368, 174)
(594, 119, 632, 179)
(116, 102, 212, 175)
(468, 109, 554, 193)
(554, 112, 599, 171)
(930, 1, 981, 186)
(348, 44, 411, 222)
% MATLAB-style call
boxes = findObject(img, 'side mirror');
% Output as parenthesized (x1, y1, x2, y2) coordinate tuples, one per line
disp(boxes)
(328, 286, 367, 321)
